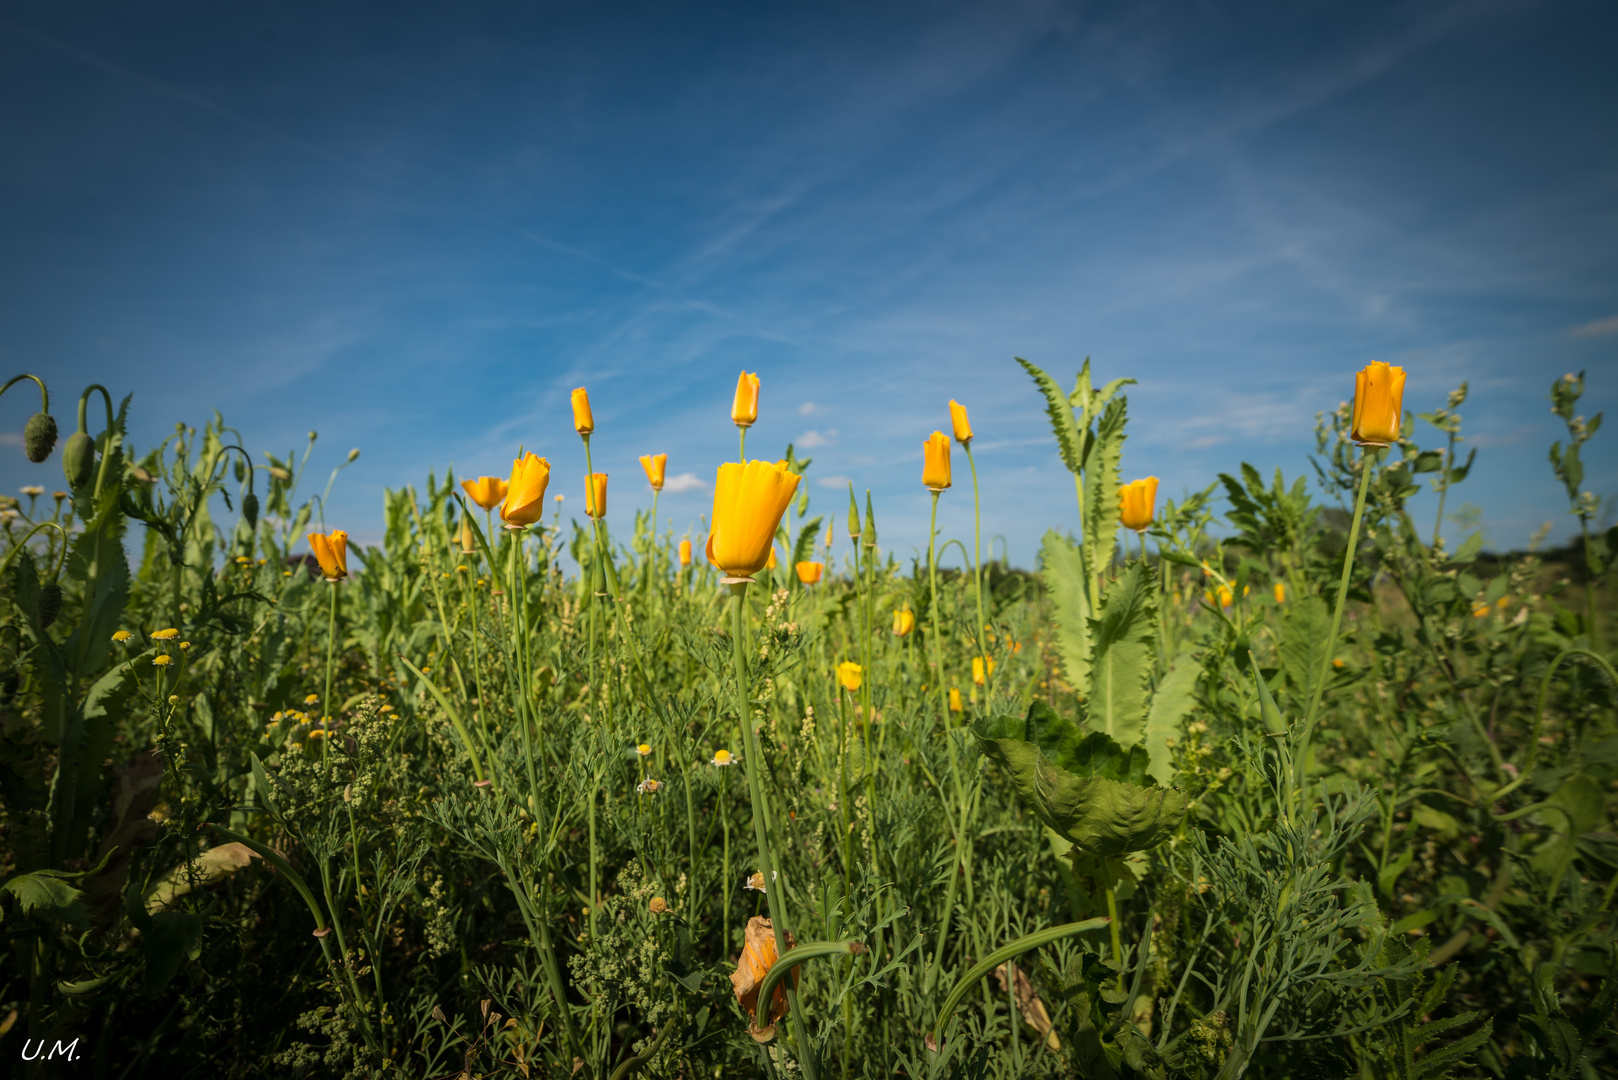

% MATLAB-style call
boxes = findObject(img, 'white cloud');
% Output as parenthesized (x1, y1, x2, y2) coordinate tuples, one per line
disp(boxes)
(662, 472, 707, 493)
(0, 432, 19, 447)
(816, 474, 852, 490)
(798, 401, 820, 415)
(796, 428, 838, 448)
(1571, 314, 1618, 338)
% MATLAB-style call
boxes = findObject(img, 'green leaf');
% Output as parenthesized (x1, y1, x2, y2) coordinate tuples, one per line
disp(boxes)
(1041, 530, 1091, 698)
(0, 868, 90, 928)
(1143, 649, 1200, 786)
(974, 702, 1184, 855)
(1082, 397, 1128, 583)
(142, 909, 204, 996)
(1088, 562, 1156, 742)
(1279, 595, 1331, 712)
(1018, 357, 1085, 475)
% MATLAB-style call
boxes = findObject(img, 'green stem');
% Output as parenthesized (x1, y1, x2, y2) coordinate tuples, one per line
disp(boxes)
(964, 445, 989, 690)
(927, 491, 950, 725)
(730, 582, 818, 1080)
(322, 582, 338, 766)
(1298, 445, 1376, 794)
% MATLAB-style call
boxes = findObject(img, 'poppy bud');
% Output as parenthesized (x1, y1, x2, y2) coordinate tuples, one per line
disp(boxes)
(62, 430, 95, 489)
(38, 583, 63, 629)
(731, 372, 760, 427)
(922, 431, 952, 491)
(242, 491, 260, 530)
(1119, 477, 1158, 532)
(1351, 362, 1406, 446)
(862, 492, 877, 549)
(24, 412, 58, 463)
(571, 387, 595, 435)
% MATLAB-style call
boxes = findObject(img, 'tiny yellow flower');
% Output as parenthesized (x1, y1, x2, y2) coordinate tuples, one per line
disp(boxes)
(112, 630, 132, 643)
(637, 778, 662, 794)
(305, 694, 320, 705)
(153, 655, 173, 667)
(179, 641, 191, 650)
(234, 555, 251, 565)
(837, 661, 863, 692)
(636, 743, 652, 757)
(711, 749, 735, 767)
(649, 897, 669, 914)
(152, 628, 179, 640)
(744, 871, 767, 893)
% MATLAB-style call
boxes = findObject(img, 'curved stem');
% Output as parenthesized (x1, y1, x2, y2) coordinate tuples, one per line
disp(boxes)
(731, 582, 818, 1080)
(0, 373, 49, 412)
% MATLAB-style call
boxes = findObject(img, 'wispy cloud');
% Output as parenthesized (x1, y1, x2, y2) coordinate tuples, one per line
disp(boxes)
(796, 428, 837, 448)
(1570, 314, 1618, 338)
(816, 474, 852, 490)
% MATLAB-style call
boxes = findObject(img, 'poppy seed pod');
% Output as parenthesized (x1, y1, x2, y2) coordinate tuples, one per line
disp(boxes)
(24, 412, 58, 463)
(922, 431, 952, 491)
(639, 453, 667, 491)
(948, 399, 973, 444)
(38, 583, 63, 629)
(571, 387, 595, 435)
(585, 473, 608, 519)
(795, 561, 823, 585)
(62, 430, 95, 490)
(705, 460, 800, 579)
(461, 476, 509, 511)
(307, 530, 349, 581)
(1119, 477, 1159, 532)
(500, 454, 551, 527)
(1351, 362, 1406, 446)
(731, 372, 760, 428)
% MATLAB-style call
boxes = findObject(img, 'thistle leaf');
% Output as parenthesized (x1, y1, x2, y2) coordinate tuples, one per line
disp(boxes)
(1087, 561, 1156, 742)
(1143, 649, 1200, 785)
(1082, 396, 1127, 582)
(1041, 530, 1090, 698)
(1018, 357, 1085, 475)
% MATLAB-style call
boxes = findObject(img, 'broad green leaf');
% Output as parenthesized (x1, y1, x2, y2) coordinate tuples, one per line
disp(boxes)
(1018, 357, 1085, 475)
(142, 909, 204, 996)
(1279, 595, 1330, 711)
(1081, 396, 1127, 584)
(1041, 530, 1091, 697)
(1143, 649, 1200, 785)
(0, 868, 90, 928)
(974, 702, 1184, 856)
(1087, 562, 1156, 742)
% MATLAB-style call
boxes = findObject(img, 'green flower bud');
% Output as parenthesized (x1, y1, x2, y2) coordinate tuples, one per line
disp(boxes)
(38, 583, 63, 630)
(242, 491, 260, 530)
(23, 412, 58, 463)
(863, 491, 877, 549)
(62, 430, 95, 490)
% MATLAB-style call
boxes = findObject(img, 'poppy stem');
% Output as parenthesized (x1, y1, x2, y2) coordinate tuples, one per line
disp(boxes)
(927, 491, 950, 726)
(731, 581, 818, 1080)
(964, 444, 989, 694)
(1299, 444, 1377, 797)
(322, 581, 337, 766)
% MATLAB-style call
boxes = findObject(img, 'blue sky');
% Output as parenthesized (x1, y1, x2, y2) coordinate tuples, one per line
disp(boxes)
(1, 0, 1614, 567)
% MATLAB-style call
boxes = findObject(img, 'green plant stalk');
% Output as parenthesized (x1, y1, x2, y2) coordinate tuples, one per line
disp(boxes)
(964, 443, 990, 689)
(1104, 880, 1123, 990)
(1298, 444, 1376, 793)
(730, 581, 817, 1080)
(931, 918, 1111, 1043)
(505, 536, 541, 804)
(927, 490, 950, 726)
(322, 581, 338, 766)
(1432, 422, 1456, 550)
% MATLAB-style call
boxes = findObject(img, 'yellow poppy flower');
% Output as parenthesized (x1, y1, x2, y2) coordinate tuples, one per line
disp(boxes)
(678, 538, 692, 567)
(731, 372, 760, 427)
(892, 610, 915, 636)
(972, 656, 995, 685)
(307, 531, 349, 581)
(639, 453, 667, 491)
(795, 561, 823, 585)
(586, 473, 608, 519)
(837, 661, 862, 692)
(1119, 477, 1159, 532)
(706, 460, 801, 579)
(922, 431, 951, 490)
(571, 387, 595, 435)
(461, 476, 509, 511)
(1351, 362, 1406, 446)
(500, 453, 551, 527)
(948, 400, 973, 445)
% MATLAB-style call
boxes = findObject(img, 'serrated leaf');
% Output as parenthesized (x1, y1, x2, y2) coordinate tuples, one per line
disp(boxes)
(1143, 650, 1200, 785)
(1082, 397, 1127, 582)
(0, 869, 90, 928)
(1041, 530, 1091, 697)
(1087, 562, 1155, 742)
(1279, 595, 1330, 712)
(1018, 357, 1085, 475)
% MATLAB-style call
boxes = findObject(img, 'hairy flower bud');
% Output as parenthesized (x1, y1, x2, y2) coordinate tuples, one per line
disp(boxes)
(24, 412, 58, 463)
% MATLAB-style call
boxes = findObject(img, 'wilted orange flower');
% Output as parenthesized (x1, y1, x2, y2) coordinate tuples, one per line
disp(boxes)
(948, 400, 973, 445)
(1351, 362, 1406, 446)
(730, 916, 797, 1040)
(307, 530, 349, 581)
(571, 387, 595, 435)
(1119, 477, 1158, 532)
(500, 453, 551, 527)
(732, 372, 760, 427)
(678, 538, 692, 566)
(922, 431, 951, 490)
(706, 460, 800, 579)
(837, 662, 862, 692)
(586, 473, 608, 519)
(795, 561, 823, 585)
(460, 476, 508, 511)
(892, 610, 914, 636)
(639, 453, 667, 491)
